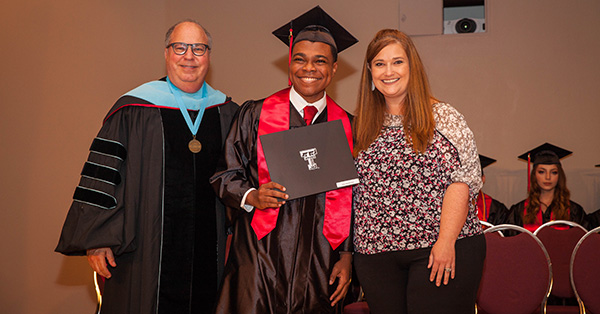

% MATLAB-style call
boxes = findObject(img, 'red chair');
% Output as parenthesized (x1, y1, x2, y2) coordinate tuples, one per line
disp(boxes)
(570, 226, 600, 314)
(344, 301, 370, 314)
(534, 220, 586, 314)
(343, 286, 370, 314)
(476, 224, 551, 314)
(479, 221, 505, 236)
(480, 220, 494, 230)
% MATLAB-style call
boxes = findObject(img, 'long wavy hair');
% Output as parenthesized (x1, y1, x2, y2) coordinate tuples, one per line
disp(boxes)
(352, 29, 436, 157)
(523, 163, 571, 224)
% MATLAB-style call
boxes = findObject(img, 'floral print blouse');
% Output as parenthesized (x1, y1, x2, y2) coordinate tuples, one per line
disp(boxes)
(353, 103, 483, 255)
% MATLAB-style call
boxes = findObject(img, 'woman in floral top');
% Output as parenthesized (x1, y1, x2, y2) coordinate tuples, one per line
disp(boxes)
(352, 29, 485, 314)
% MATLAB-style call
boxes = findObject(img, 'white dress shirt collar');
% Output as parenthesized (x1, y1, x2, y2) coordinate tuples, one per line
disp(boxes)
(289, 86, 327, 122)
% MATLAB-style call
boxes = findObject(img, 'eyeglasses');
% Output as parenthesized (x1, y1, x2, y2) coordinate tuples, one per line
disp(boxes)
(167, 42, 210, 56)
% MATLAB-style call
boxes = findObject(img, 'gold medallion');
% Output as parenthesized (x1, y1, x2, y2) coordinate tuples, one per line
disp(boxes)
(189, 139, 202, 153)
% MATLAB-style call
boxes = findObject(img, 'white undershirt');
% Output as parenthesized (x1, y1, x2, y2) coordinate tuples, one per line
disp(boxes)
(289, 86, 327, 123)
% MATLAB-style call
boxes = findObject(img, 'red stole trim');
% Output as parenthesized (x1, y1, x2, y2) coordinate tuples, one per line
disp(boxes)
(523, 200, 545, 233)
(522, 200, 571, 232)
(251, 88, 353, 250)
(527, 153, 531, 193)
(476, 191, 492, 221)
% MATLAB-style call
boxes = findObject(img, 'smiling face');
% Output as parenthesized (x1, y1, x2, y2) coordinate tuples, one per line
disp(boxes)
(370, 42, 410, 108)
(289, 40, 338, 103)
(535, 164, 560, 192)
(164, 22, 210, 93)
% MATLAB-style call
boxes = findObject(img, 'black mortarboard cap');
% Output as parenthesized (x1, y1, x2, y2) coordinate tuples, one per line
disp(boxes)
(479, 154, 497, 169)
(479, 154, 496, 176)
(272, 5, 358, 53)
(517, 143, 572, 165)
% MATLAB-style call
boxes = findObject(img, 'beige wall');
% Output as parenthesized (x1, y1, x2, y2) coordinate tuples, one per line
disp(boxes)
(1, 0, 598, 312)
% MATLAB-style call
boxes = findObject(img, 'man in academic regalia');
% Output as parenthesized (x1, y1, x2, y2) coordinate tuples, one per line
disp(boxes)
(475, 155, 509, 225)
(55, 20, 238, 314)
(210, 6, 357, 314)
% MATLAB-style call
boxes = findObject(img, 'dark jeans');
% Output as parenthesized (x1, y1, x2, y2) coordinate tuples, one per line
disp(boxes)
(354, 234, 486, 314)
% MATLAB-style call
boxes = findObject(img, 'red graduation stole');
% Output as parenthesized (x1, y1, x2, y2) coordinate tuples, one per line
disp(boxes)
(476, 191, 492, 221)
(522, 200, 570, 232)
(251, 88, 353, 250)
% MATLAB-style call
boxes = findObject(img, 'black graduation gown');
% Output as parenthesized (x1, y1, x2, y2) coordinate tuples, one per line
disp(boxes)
(586, 208, 600, 230)
(210, 99, 352, 314)
(477, 192, 510, 225)
(506, 199, 589, 230)
(55, 91, 238, 314)
(487, 199, 510, 226)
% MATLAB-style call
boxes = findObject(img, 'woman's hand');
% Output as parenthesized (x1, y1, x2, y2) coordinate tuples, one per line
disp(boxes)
(427, 239, 456, 286)
(428, 182, 468, 286)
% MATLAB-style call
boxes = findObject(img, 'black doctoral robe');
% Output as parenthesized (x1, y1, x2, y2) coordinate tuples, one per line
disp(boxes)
(210, 98, 352, 314)
(55, 81, 238, 314)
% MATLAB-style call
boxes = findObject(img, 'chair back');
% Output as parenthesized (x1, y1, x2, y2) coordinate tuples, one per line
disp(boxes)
(343, 302, 370, 314)
(480, 220, 494, 230)
(343, 286, 370, 314)
(477, 224, 552, 314)
(479, 221, 505, 237)
(570, 226, 600, 313)
(533, 220, 587, 299)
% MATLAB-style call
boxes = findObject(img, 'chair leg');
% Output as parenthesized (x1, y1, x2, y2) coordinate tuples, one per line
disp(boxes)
(94, 271, 102, 314)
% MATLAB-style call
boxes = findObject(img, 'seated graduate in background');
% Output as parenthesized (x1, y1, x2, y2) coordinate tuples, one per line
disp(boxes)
(476, 154, 509, 225)
(584, 164, 600, 229)
(507, 143, 589, 232)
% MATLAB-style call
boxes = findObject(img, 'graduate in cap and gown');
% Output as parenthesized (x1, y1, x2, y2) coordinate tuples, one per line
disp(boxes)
(210, 6, 357, 314)
(475, 155, 509, 225)
(507, 143, 588, 232)
(584, 164, 600, 229)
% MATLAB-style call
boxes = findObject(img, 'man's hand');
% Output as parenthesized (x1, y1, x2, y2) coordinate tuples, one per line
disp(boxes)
(246, 181, 288, 209)
(86, 247, 116, 279)
(329, 252, 352, 307)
